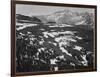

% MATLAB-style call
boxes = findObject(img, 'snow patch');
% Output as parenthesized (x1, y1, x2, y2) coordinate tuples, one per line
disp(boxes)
(81, 55, 88, 66)
(50, 59, 58, 65)
(39, 28, 45, 31)
(16, 23, 37, 30)
(49, 24, 73, 28)
(60, 46, 72, 56)
(54, 67, 58, 71)
(73, 46, 82, 51)
(55, 36, 77, 43)
(43, 32, 55, 38)
(76, 36, 82, 40)
(39, 41, 44, 45)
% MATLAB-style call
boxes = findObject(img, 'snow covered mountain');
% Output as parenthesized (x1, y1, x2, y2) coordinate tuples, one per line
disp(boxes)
(36, 10, 94, 30)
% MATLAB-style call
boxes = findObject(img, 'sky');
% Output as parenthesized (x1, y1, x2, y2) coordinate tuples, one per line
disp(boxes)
(16, 4, 95, 16)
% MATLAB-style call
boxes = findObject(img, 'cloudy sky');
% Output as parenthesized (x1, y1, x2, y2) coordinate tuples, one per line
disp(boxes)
(16, 4, 94, 16)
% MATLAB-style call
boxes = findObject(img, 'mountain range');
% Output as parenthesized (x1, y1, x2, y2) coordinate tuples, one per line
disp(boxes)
(16, 10, 94, 29)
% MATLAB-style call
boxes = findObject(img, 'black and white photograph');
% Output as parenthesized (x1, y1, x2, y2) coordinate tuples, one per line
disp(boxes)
(14, 1, 96, 74)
